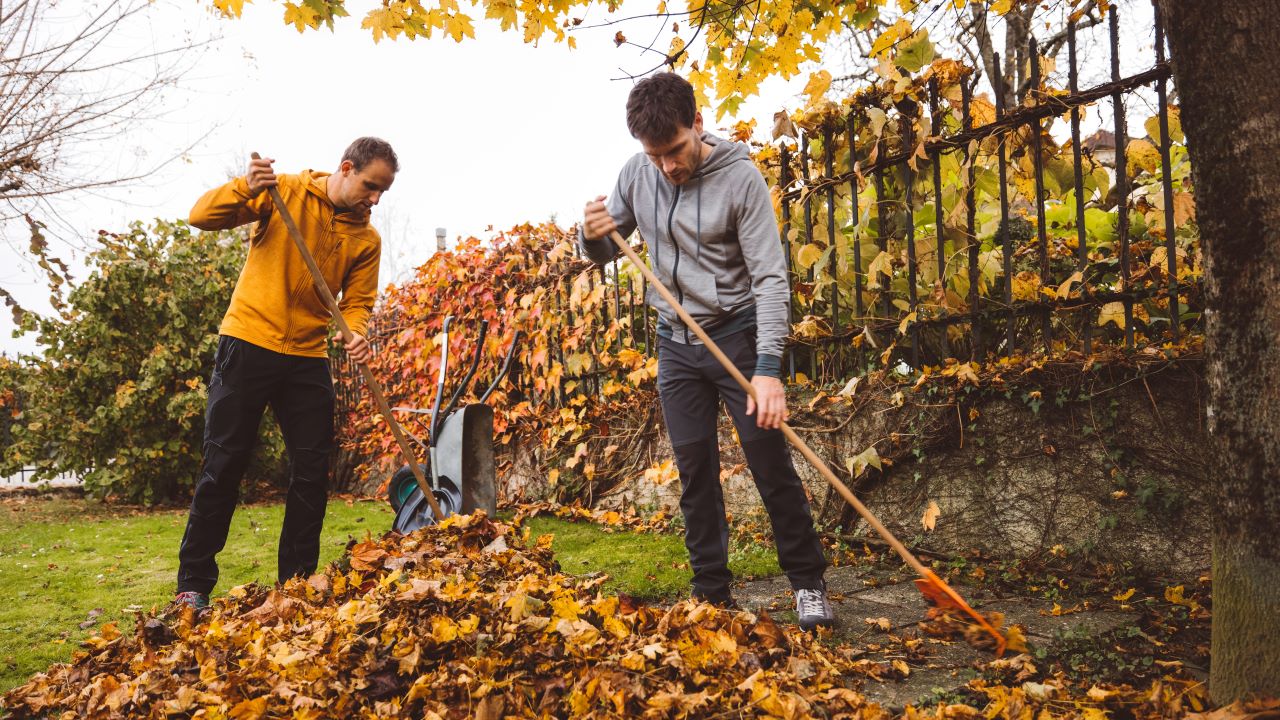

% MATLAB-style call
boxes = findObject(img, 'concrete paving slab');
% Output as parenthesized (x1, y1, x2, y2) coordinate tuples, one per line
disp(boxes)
(981, 600, 1136, 640)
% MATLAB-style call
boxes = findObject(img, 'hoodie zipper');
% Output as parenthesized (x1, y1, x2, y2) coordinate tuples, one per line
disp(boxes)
(666, 185, 689, 343)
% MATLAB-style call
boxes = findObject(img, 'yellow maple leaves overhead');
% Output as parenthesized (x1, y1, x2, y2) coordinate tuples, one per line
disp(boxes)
(206, 0, 1053, 119)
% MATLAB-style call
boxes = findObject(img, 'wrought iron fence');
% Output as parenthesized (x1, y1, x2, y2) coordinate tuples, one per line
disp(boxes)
(335, 5, 1200, 416)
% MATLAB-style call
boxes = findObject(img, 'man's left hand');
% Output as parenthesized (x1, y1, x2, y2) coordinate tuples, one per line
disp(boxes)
(345, 332, 372, 364)
(746, 375, 788, 430)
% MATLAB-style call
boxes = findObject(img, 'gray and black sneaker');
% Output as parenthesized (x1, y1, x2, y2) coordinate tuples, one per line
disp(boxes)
(795, 586, 836, 630)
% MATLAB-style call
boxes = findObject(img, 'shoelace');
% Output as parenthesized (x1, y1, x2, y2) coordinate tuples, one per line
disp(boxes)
(796, 588, 829, 617)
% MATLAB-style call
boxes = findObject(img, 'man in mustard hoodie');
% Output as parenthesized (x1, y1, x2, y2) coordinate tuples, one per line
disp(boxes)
(173, 137, 397, 610)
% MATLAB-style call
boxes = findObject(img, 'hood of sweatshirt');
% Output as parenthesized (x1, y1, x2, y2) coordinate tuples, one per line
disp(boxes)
(300, 169, 372, 226)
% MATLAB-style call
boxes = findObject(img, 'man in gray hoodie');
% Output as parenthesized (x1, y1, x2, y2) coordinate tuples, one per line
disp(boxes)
(580, 72, 835, 630)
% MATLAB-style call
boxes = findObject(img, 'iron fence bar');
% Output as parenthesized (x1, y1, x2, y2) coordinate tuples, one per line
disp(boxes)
(928, 79, 950, 360)
(993, 53, 1015, 356)
(801, 133, 817, 379)
(962, 79, 981, 361)
(824, 126, 839, 377)
(780, 144, 796, 381)
(847, 112, 866, 370)
(782, 64, 1172, 202)
(642, 274, 652, 358)
(873, 160, 892, 322)
(612, 261, 622, 352)
(1111, 10, 1135, 350)
(626, 273, 636, 348)
(1030, 37, 1052, 355)
(1154, 3, 1180, 341)
(1068, 22, 1093, 355)
(882, 282, 1198, 333)
(901, 115, 920, 369)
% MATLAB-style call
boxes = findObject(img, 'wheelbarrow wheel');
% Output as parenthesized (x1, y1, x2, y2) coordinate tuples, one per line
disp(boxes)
(388, 463, 429, 513)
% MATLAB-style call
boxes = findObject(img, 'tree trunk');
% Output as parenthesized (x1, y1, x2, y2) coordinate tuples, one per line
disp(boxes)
(1157, 0, 1280, 703)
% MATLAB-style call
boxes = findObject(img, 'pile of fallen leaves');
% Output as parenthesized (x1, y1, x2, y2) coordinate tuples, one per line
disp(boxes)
(3, 512, 1227, 719)
(4, 513, 888, 719)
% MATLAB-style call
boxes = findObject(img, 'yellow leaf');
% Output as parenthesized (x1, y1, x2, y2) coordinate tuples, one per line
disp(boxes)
(897, 311, 917, 335)
(846, 445, 881, 478)
(870, 18, 912, 57)
(796, 243, 823, 270)
(229, 697, 268, 720)
(1097, 301, 1126, 328)
(1005, 625, 1029, 653)
(483, 0, 518, 30)
(802, 70, 832, 106)
(1112, 588, 1136, 602)
(212, 0, 248, 18)
(362, 6, 403, 42)
(1144, 107, 1183, 146)
(283, 1, 321, 32)
(1126, 138, 1160, 174)
(921, 500, 940, 531)
(1056, 271, 1083, 299)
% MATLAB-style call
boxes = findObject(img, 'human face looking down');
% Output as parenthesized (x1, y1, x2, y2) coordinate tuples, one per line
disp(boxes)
(640, 112, 707, 187)
(331, 158, 395, 212)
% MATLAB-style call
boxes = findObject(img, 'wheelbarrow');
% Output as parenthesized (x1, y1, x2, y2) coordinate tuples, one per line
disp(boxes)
(388, 316, 520, 533)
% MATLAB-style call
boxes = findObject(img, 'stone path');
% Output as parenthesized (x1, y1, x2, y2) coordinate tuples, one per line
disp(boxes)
(735, 565, 1137, 710)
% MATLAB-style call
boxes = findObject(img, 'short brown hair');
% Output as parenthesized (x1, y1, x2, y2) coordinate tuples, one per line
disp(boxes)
(341, 137, 399, 173)
(626, 73, 696, 143)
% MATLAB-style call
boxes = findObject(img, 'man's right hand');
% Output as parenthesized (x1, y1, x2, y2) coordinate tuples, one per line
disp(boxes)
(246, 156, 277, 197)
(583, 195, 617, 241)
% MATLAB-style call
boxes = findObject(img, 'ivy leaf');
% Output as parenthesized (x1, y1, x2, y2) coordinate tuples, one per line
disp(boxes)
(796, 243, 823, 270)
(895, 30, 934, 73)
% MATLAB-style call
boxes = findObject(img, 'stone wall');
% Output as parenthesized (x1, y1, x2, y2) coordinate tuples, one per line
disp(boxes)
(502, 359, 1210, 580)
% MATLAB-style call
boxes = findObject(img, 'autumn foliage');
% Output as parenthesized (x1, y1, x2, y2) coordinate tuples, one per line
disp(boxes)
(337, 224, 661, 497)
(3, 511, 1217, 719)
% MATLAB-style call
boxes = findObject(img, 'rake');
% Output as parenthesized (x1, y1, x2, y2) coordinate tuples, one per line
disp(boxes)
(608, 230, 1006, 655)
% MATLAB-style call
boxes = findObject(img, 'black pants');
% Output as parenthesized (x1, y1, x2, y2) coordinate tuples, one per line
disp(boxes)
(177, 335, 334, 594)
(657, 329, 827, 601)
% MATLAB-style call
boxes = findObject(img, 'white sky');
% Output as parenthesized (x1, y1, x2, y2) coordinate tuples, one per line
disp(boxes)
(0, 1, 816, 355)
(0, 1, 1154, 357)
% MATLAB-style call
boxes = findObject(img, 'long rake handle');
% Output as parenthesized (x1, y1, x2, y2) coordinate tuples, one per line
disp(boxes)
(608, 231, 1004, 651)
(252, 153, 444, 521)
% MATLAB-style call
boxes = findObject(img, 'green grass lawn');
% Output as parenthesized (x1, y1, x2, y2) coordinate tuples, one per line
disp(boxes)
(0, 494, 781, 693)
(0, 493, 394, 692)
(522, 515, 781, 600)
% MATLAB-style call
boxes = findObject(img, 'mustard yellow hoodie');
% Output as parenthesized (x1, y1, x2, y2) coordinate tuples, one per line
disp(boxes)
(189, 170, 381, 358)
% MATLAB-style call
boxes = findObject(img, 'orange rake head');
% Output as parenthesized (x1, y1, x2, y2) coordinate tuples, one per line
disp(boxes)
(914, 568, 1007, 656)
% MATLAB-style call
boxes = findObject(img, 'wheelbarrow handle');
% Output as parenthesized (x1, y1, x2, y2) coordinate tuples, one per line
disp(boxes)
(479, 329, 521, 404)
(436, 319, 488, 437)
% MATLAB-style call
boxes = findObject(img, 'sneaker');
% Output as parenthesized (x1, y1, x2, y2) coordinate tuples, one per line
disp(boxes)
(795, 586, 836, 630)
(173, 591, 210, 612)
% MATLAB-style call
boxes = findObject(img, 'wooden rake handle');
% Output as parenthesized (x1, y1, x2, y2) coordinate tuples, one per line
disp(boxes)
(607, 231, 1004, 653)
(251, 153, 444, 521)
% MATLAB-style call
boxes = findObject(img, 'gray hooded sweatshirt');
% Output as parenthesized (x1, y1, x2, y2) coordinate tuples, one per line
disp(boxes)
(580, 132, 789, 378)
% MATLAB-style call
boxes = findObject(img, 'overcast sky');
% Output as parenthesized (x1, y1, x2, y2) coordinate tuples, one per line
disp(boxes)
(0, 1, 1154, 357)
(0, 1, 817, 355)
